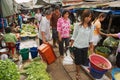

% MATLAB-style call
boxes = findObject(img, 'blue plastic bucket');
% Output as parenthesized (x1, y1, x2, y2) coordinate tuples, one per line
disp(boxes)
(111, 68, 120, 80)
(30, 47, 38, 59)
(90, 67, 107, 79)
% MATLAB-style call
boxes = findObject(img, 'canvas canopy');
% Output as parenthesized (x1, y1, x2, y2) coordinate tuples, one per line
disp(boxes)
(0, 0, 18, 17)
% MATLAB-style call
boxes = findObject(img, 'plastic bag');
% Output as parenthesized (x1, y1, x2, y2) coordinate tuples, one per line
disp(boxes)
(63, 49, 74, 65)
(103, 37, 119, 48)
(108, 53, 116, 65)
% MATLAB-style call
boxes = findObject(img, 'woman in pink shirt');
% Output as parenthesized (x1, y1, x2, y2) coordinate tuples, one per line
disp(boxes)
(57, 10, 70, 57)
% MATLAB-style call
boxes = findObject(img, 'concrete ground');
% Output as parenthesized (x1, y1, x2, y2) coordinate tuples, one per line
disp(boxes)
(47, 47, 93, 80)
(47, 46, 112, 80)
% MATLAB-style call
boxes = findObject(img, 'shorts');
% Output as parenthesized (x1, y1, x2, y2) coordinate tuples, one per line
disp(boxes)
(73, 47, 88, 65)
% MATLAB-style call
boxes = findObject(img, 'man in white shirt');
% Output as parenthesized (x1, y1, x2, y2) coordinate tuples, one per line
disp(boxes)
(38, 9, 52, 45)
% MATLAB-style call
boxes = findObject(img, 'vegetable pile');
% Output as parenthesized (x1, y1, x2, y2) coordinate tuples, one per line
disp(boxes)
(21, 24, 37, 37)
(95, 46, 111, 54)
(0, 60, 20, 80)
(21, 57, 51, 80)
(103, 37, 119, 48)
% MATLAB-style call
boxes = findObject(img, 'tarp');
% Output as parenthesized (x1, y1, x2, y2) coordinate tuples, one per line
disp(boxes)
(35, 0, 50, 5)
(0, 0, 18, 17)
(93, 9, 120, 15)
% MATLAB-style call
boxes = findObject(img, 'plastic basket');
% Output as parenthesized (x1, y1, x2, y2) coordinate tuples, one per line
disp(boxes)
(111, 68, 120, 80)
(90, 67, 107, 79)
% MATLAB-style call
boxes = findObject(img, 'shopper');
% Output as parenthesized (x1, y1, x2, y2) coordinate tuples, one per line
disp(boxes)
(35, 9, 42, 26)
(18, 13, 23, 29)
(92, 13, 107, 50)
(107, 33, 120, 68)
(70, 9, 94, 80)
(57, 10, 71, 58)
(38, 9, 52, 45)
(51, 5, 61, 48)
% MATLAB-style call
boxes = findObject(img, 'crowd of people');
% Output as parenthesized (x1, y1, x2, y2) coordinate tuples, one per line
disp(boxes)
(0, 4, 120, 80)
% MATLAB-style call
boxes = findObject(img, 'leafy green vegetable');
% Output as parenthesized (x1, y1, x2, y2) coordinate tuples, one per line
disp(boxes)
(95, 46, 111, 54)
(103, 37, 119, 47)
(0, 60, 20, 80)
(21, 24, 37, 36)
(21, 60, 50, 80)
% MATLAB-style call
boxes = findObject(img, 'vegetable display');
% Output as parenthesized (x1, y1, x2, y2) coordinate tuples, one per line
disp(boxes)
(103, 37, 119, 48)
(21, 57, 51, 80)
(95, 46, 111, 54)
(95, 46, 111, 57)
(21, 24, 37, 37)
(0, 60, 20, 80)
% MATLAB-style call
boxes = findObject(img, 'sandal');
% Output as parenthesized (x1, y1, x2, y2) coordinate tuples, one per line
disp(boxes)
(76, 74, 81, 80)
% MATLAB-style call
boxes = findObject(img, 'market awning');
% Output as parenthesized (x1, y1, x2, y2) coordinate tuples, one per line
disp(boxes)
(35, 0, 50, 5)
(111, 10, 120, 15)
(105, 1, 120, 8)
(0, 0, 18, 17)
(93, 9, 120, 15)
(93, 9, 111, 13)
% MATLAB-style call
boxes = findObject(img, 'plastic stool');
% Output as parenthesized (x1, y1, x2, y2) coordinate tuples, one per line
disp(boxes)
(6, 42, 16, 56)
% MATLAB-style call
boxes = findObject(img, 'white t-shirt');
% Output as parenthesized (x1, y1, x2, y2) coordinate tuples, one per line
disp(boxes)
(71, 23, 94, 48)
(35, 13, 42, 22)
(38, 17, 52, 41)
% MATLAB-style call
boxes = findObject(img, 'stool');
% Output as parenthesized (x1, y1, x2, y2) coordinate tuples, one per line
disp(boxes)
(5, 42, 16, 57)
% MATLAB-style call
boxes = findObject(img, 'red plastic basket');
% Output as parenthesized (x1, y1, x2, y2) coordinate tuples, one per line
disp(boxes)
(89, 54, 112, 71)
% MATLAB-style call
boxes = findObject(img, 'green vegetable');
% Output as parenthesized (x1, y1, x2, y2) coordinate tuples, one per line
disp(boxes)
(95, 46, 111, 54)
(103, 37, 119, 47)
(21, 60, 50, 80)
(21, 24, 37, 36)
(0, 59, 20, 80)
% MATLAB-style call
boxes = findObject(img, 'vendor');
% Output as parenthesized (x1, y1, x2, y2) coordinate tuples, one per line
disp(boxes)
(107, 33, 120, 68)
(3, 27, 18, 44)
(9, 22, 20, 33)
